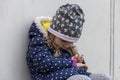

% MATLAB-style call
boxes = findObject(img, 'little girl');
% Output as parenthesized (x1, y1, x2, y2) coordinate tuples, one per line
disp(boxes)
(26, 4, 112, 80)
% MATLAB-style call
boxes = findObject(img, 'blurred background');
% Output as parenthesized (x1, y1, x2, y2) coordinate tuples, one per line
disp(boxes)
(0, 0, 119, 80)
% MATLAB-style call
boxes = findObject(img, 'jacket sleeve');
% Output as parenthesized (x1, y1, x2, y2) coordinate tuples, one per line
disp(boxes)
(28, 22, 73, 73)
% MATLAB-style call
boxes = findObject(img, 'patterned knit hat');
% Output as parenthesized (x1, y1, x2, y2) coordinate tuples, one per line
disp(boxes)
(48, 4, 85, 42)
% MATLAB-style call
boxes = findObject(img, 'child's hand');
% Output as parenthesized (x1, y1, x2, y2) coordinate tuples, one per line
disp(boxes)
(72, 54, 84, 63)
(76, 63, 88, 70)
(76, 54, 84, 63)
(71, 56, 77, 61)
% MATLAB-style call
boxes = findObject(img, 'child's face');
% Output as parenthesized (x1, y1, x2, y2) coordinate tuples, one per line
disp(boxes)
(54, 36, 73, 49)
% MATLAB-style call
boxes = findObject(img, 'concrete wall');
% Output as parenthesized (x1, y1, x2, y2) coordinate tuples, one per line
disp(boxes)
(114, 0, 120, 79)
(0, 0, 116, 80)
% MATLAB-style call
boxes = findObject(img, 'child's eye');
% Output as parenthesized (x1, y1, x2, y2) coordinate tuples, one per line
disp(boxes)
(61, 39, 73, 44)
(61, 39, 67, 42)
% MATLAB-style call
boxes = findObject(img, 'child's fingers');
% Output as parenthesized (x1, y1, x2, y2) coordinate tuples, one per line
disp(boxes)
(71, 56, 77, 60)
(78, 54, 83, 57)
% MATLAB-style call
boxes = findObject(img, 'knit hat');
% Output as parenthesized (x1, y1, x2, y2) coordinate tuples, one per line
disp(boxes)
(48, 4, 85, 42)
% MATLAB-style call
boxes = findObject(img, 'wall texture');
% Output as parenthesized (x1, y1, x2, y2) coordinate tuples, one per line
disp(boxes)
(0, 0, 115, 80)
(114, 0, 120, 79)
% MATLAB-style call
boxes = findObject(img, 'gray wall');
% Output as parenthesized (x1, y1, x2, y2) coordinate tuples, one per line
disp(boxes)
(114, 0, 120, 79)
(0, 0, 117, 80)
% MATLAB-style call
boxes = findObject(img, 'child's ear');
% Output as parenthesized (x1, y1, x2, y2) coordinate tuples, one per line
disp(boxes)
(41, 20, 52, 31)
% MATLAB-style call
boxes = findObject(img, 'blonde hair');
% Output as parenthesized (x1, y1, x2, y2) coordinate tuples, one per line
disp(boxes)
(46, 32, 55, 48)
(46, 32, 78, 56)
